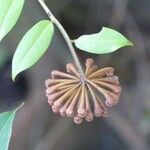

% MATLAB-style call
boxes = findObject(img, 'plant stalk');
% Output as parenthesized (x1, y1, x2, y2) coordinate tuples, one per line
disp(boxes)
(38, 0, 85, 78)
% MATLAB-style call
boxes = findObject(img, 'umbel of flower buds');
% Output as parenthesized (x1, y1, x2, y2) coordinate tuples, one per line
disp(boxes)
(45, 58, 121, 124)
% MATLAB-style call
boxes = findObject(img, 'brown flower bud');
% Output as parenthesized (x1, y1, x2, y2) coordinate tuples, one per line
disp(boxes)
(45, 58, 121, 124)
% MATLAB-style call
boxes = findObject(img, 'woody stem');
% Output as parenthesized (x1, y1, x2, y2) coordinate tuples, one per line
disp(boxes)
(38, 0, 85, 79)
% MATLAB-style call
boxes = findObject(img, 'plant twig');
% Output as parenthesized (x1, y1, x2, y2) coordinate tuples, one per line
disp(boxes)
(38, 0, 85, 79)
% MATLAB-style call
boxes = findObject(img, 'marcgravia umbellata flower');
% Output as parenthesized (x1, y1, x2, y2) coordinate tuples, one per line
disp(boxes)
(45, 58, 121, 124)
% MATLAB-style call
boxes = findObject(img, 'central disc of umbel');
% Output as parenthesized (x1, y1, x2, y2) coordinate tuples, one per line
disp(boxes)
(45, 58, 121, 124)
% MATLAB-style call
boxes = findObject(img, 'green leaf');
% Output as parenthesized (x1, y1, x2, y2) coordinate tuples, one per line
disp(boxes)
(0, 103, 24, 150)
(0, 0, 25, 42)
(12, 20, 54, 81)
(74, 27, 133, 54)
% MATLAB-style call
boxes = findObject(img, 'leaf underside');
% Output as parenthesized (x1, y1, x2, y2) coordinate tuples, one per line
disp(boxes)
(12, 20, 54, 81)
(74, 27, 133, 54)
(0, 0, 25, 42)
(0, 103, 24, 150)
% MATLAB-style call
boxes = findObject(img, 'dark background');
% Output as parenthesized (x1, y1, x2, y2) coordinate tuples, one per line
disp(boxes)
(0, 0, 150, 150)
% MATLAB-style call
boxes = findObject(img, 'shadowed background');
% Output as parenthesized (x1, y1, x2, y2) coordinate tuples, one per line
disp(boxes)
(0, 0, 150, 150)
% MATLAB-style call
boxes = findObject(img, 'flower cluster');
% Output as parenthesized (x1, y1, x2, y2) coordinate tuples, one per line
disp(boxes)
(45, 58, 121, 124)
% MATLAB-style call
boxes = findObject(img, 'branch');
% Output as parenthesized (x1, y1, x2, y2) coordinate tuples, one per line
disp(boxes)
(38, 0, 85, 78)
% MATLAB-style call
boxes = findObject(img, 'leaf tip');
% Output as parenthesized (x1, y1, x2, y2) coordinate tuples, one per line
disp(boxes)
(15, 103, 25, 112)
(0, 35, 3, 43)
(128, 40, 134, 46)
(11, 73, 17, 82)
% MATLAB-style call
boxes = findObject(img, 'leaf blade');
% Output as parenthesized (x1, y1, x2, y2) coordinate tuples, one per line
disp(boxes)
(74, 27, 133, 54)
(0, 0, 25, 41)
(12, 20, 54, 81)
(0, 103, 24, 150)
